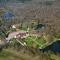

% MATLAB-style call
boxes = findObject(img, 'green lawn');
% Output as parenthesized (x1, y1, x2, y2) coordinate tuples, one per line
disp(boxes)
(0, 50, 19, 60)
(49, 53, 60, 60)
(0, 48, 60, 60)
(55, 33, 60, 39)
(25, 36, 46, 48)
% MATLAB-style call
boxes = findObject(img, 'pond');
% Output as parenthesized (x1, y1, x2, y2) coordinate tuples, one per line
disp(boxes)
(35, 24, 46, 30)
(40, 40, 60, 53)
(2, 12, 14, 20)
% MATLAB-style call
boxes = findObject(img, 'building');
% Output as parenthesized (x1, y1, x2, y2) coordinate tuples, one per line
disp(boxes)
(6, 31, 29, 41)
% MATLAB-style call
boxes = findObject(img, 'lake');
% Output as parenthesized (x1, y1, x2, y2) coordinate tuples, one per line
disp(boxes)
(40, 40, 60, 53)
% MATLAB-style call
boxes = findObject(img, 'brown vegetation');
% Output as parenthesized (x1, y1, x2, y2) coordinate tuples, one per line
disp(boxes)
(5, 0, 60, 34)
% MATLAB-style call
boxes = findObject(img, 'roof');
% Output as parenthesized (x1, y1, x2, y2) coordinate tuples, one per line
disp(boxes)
(7, 31, 29, 40)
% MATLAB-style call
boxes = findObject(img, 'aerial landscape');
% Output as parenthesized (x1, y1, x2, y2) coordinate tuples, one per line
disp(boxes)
(0, 0, 60, 60)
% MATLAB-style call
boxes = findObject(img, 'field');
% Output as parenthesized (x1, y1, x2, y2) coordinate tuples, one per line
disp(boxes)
(0, 47, 60, 60)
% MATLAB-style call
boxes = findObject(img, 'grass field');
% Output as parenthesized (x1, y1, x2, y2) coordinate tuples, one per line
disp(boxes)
(0, 49, 21, 60)
(0, 48, 60, 60)
(25, 36, 46, 48)
(0, 48, 44, 60)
